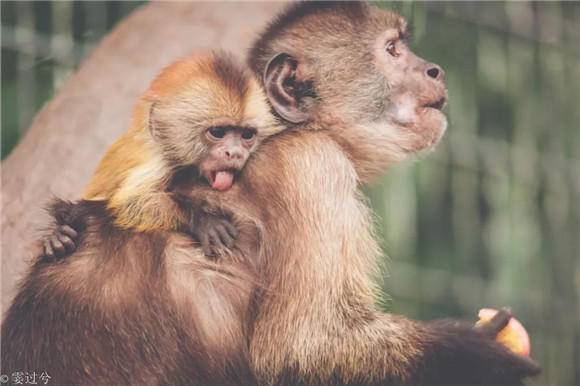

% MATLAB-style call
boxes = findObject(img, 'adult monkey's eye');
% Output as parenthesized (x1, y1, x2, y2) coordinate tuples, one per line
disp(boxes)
(208, 127, 226, 139)
(386, 40, 399, 57)
(241, 129, 255, 140)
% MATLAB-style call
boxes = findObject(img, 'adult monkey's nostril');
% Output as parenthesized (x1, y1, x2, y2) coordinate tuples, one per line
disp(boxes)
(426, 64, 444, 80)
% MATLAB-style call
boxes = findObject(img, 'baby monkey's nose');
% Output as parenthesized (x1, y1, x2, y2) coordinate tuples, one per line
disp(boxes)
(225, 148, 244, 160)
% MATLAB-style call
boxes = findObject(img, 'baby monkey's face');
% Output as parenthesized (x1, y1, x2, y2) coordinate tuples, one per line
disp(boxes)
(150, 100, 264, 192)
(199, 125, 257, 191)
(146, 52, 282, 191)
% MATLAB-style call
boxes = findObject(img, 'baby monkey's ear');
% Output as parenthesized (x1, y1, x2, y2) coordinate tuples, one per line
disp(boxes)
(263, 53, 313, 124)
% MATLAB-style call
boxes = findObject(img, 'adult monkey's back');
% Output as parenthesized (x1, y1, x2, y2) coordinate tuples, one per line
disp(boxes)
(233, 2, 540, 385)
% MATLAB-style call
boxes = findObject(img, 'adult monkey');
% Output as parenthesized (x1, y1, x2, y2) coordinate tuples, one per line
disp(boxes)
(228, 2, 541, 385)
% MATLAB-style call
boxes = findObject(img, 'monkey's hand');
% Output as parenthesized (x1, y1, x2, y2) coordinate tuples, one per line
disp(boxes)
(42, 224, 79, 261)
(189, 210, 239, 258)
(42, 198, 91, 261)
(475, 308, 541, 382)
(422, 308, 541, 385)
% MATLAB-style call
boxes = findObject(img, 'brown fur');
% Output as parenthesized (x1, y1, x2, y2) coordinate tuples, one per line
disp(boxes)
(2, 2, 539, 386)
(1, 52, 274, 385)
(233, 2, 538, 384)
(1, 199, 261, 385)
(252, 2, 448, 183)
(168, 121, 537, 385)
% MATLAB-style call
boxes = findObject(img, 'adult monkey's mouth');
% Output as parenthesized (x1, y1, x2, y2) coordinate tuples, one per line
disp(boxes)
(424, 97, 447, 111)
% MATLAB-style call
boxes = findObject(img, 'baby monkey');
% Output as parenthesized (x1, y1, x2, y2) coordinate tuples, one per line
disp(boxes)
(44, 51, 280, 258)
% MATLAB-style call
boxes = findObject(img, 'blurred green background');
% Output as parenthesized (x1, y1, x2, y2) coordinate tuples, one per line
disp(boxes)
(1, 1, 579, 385)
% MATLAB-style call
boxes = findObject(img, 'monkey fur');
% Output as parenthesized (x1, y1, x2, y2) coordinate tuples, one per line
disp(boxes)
(1, 197, 262, 385)
(239, 2, 540, 385)
(42, 51, 281, 259)
(2, 52, 275, 385)
(2, 2, 540, 386)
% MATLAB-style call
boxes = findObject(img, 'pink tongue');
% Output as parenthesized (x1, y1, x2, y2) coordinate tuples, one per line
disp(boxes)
(212, 171, 234, 191)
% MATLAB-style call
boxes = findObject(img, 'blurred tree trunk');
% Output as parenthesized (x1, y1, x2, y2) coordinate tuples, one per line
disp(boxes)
(1, 2, 285, 315)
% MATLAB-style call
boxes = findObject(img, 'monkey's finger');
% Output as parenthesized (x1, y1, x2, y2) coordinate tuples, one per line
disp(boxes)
(221, 220, 239, 239)
(51, 236, 65, 255)
(199, 233, 213, 257)
(57, 234, 76, 253)
(208, 228, 226, 251)
(59, 225, 78, 239)
(215, 224, 235, 248)
(44, 240, 54, 259)
(477, 308, 512, 338)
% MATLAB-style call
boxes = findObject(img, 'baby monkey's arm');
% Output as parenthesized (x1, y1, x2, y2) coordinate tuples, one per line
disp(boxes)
(42, 194, 238, 260)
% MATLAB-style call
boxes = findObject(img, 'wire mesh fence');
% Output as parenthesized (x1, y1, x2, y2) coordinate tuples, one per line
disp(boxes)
(1, 1, 579, 385)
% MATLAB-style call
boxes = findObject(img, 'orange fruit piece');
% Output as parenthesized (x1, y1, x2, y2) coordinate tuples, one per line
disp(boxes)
(477, 308, 531, 356)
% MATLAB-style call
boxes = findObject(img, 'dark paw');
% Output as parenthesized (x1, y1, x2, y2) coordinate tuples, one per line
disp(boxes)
(192, 213, 239, 258)
(475, 308, 542, 380)
(43, 225, 78, 261)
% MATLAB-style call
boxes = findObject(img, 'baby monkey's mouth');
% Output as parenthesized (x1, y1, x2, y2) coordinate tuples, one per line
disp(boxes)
(423, 97, 447, 111)
(207, 169, 239, 191)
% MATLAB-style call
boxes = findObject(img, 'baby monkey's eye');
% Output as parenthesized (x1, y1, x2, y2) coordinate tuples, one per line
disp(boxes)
(241, 129, 255, 140)
(386, 40, 399, 57)
(208, 127, 226, 139)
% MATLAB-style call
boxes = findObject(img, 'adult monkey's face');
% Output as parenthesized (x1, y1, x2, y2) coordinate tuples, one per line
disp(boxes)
(250, 2, 448, 176)
(372, 16, 447, 152)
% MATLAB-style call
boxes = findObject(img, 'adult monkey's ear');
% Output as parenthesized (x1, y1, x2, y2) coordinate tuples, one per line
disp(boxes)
(263, 53, 312, 124)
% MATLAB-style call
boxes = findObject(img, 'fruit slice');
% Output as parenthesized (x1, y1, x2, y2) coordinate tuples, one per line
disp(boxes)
(477, 308, 531, 356)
